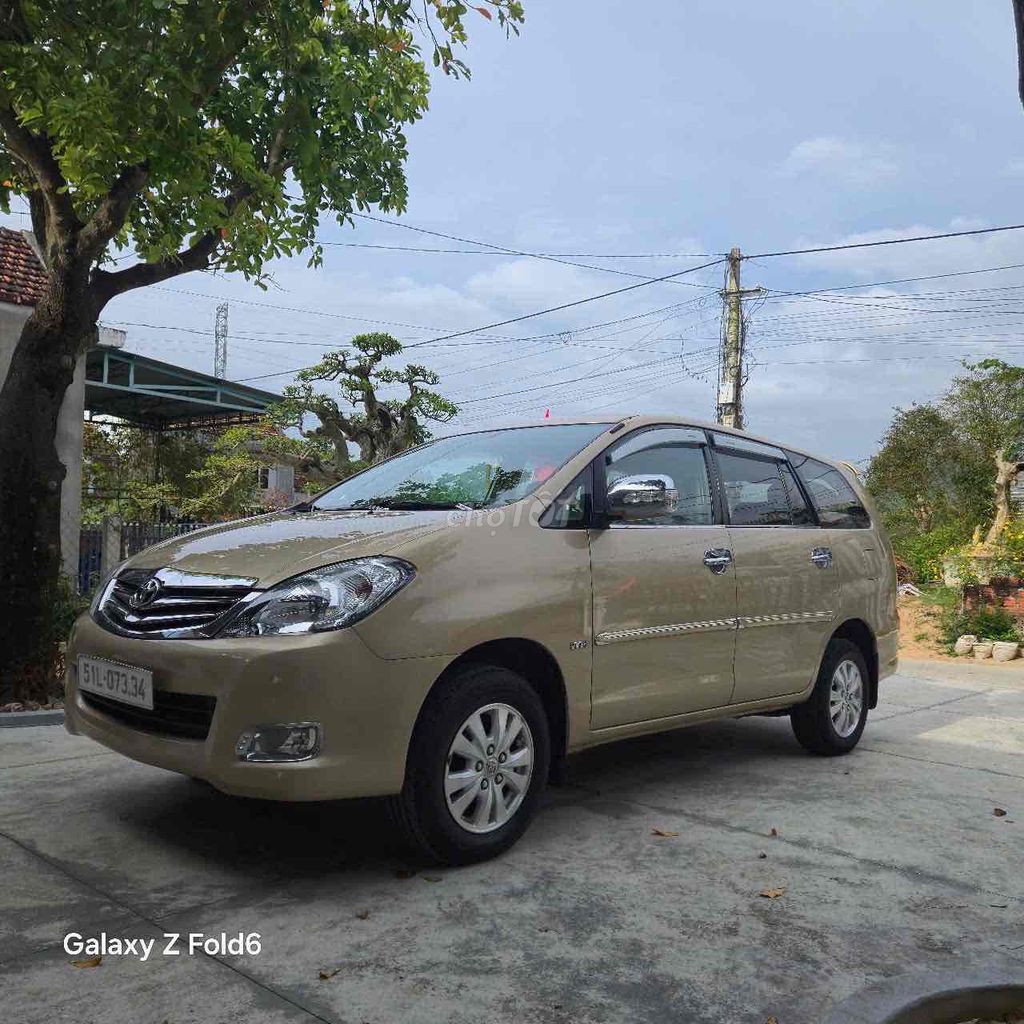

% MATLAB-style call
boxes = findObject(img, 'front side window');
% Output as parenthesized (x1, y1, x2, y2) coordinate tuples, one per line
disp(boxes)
(788, 453, 871, 529)
(313, 423, 610, 511)
(604, 427, 713, 525)
(716, 452, 794, 526)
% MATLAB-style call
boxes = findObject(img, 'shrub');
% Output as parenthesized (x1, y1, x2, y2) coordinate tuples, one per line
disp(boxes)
(1, 576, 89, 705)
(899, 524, 969, 583)
(940, 606, 1020, 648)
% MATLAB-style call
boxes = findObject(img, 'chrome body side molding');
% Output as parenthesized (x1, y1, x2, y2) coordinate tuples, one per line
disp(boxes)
(595, 610, 834, 646)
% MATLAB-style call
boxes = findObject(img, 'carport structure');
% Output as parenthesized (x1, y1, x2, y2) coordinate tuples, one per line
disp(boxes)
(85, 345, 281, 430)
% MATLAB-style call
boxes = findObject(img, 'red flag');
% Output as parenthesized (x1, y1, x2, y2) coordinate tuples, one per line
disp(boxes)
(544, 408, 550, 419)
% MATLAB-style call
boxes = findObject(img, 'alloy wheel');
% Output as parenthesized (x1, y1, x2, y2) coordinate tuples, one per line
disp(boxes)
(829, 659, 864, 738)
(444, 703, 534, 834)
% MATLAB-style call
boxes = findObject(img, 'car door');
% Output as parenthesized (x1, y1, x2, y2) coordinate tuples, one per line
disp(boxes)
(589, 426, 738, 729)
(709, 435, 839, 704)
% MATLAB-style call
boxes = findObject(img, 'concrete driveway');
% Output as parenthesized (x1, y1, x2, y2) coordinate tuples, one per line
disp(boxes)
(2, 659, 1022, 1024)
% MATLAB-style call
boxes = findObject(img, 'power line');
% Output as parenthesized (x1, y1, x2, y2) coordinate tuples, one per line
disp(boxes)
(456, 356, 677, 405)
(758, 261, 1024, 298)
(321, 239, 718, 259)
(402, 257, 727, 348)
(745, 222, 1024, 260)
(350, 212, 723, 287)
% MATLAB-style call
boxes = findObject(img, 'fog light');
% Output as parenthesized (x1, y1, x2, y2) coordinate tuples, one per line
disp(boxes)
(235, 723, 321, 762)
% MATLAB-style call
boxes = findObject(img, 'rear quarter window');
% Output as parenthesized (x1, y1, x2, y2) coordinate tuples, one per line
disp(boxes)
(787, 453, 871, 529)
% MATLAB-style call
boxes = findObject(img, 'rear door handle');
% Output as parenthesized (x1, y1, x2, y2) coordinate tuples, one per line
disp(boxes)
(811, 546, 833, 569)
(703, 548, 733, 575)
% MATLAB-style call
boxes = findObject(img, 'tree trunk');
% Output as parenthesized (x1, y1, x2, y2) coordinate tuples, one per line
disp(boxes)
(0, 283, 96, 699)
(983, 448, 1022, 546)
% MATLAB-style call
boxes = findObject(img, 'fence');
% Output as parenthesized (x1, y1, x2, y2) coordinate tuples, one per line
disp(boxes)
(78, 528, 103, 594)
(77, 519, 210, 593)
(120, 521, 209, 559)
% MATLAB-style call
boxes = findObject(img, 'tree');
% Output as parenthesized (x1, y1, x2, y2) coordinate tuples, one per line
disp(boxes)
(273, 332, 457, 477)
(943, 360, 1024, 546)
(178, 422, 307, 520)
(866, 404, 989, 538)
(0, 0, 522, 686)
(82, 422, 207, 524)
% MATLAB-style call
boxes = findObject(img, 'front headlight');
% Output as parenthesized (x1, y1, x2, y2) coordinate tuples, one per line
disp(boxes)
(217, 557, 415, 638)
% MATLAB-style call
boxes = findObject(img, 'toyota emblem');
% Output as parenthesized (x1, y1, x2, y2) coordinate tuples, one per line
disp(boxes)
(129, 577, 162, 610)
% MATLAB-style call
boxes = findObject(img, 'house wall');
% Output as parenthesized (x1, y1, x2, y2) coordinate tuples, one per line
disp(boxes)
(0, 301, 86, 580)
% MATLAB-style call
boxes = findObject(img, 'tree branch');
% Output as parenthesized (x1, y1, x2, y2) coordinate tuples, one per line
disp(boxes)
(0, 98, 80, 245)
(78, 161, 150, 262)
(89, 230, 220, 307)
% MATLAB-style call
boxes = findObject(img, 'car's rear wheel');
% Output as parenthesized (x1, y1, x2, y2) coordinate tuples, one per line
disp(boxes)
(790, 638, 869, 755)
(388, 663, 550, 865)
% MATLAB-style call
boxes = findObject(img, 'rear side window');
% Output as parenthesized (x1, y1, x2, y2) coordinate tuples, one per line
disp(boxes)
(778, 462, 815, 525)
(788, 454, 871, 529)
(716, 452, 794, 526)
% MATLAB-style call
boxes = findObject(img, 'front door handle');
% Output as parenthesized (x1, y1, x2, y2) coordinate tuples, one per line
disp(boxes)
(703, 548, 733, 575)
(811, 546, 833, 569)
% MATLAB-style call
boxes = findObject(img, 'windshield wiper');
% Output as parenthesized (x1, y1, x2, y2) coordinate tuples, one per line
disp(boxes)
(371, 500, 481, 511)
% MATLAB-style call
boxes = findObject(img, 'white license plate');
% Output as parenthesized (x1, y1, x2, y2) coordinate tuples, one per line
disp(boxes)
(78, 656, 153, 711)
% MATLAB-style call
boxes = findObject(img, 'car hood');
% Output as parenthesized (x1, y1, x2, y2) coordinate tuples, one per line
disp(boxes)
(125, 509, 452, 586)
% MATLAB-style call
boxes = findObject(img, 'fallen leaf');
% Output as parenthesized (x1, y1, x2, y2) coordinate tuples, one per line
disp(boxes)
(758, 852, 768, 859)
(421, 875, 443, 883)
(769, 827, 779, 837)
(355, 910, 370, 920)
(993, 807, 1007, 817)
(393, 868, 417, 880)
(318, 967, 342, 980)
(71, 955, 102, 969)
(651, 828, 679, 838)
(766, 1017, 779, 1024)
(759, 887, 786, 900)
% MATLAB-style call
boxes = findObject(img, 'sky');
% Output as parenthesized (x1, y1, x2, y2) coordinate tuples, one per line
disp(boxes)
(7, 0, 1024, 463)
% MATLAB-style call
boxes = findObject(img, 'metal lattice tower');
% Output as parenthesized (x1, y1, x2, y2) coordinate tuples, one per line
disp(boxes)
(214, 301, 229, 379)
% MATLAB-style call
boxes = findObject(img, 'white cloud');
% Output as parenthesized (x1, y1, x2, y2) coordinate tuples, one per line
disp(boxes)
(782, 136, 901, 186)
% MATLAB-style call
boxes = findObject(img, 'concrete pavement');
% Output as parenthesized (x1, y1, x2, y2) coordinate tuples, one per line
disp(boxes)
(1, 659, 1022, 1023)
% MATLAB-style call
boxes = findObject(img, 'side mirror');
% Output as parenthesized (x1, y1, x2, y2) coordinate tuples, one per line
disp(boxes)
(606, 474, 678, 521)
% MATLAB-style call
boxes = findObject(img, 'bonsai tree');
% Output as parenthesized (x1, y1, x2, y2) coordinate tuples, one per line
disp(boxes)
(943, 360, 1024, 547)
(273, 332, 458, 477)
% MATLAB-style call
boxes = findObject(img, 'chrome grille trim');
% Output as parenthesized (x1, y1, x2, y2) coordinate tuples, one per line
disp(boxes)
(96, 567, 259, 640)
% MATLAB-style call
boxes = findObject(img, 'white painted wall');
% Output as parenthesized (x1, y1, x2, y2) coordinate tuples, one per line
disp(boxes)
(0, 301, 86, 580)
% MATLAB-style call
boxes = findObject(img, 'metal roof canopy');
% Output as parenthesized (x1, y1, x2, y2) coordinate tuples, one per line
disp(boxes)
(85, 345, 282, 430)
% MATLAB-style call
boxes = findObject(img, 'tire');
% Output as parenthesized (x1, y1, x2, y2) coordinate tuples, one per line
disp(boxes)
(790, 639, 869, 756)
(388, 663, 551, 865)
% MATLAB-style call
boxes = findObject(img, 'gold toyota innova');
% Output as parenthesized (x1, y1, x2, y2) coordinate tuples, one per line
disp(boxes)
(66, 416, 898, 863)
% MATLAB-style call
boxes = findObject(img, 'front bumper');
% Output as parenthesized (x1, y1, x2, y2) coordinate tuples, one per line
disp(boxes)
(64, 614, 451, 801)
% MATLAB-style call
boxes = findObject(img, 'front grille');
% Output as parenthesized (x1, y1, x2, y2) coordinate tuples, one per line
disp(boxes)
(98, 567, 256, 639)
(82, 690, 217, 740)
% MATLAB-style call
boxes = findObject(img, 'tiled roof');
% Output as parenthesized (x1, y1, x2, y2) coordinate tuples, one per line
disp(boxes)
(0, 228, 45, 307)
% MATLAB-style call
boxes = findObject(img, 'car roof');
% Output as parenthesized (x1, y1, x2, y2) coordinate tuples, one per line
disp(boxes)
(451, 414, 830, 465)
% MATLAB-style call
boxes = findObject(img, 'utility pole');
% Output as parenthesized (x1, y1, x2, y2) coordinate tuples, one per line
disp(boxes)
(214, 301, 229, 379)
(716, 247, 764, 430)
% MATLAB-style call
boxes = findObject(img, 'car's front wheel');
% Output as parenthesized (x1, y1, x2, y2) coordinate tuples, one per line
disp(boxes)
(790, 638, 869, 755)
(389, 663, 551, 865)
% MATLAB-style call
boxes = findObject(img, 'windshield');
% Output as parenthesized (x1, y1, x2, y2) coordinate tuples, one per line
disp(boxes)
(312, 423, 611, 511)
